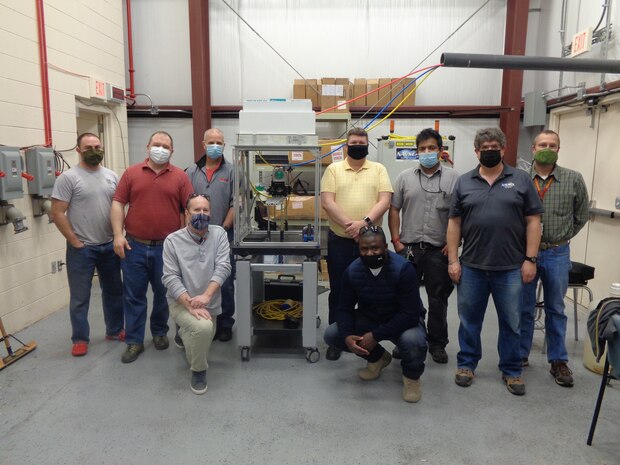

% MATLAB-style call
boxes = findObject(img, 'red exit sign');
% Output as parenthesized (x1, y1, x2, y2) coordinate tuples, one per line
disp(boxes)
(571, 28, 593, 57)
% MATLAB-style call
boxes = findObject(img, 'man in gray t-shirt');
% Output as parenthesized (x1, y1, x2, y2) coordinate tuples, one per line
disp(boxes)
(389, 128, 459, 365)
(51, 133, 124, 357)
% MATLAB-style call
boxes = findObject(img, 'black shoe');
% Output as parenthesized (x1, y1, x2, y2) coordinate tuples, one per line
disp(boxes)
(153, 335, 169, 350)
(392, 347, 402, 359)
(522, 357, 529, 367)
(190, 370, 208, 395)
(217, 327, 233, 342)
(325, 346, 342, 361)
(121, 344, 145, 364)
(174, 333, 184, 349)
(429, 347, 448, 364)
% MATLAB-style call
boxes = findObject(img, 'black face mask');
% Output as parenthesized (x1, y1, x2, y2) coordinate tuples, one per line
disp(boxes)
(361, 253, 386, 269)
(347, 144, 368, 160)
(479, 149, 502, 168)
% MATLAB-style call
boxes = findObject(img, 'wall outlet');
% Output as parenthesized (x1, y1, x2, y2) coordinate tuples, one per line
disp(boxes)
(51, 261, 57, 274)
(615, 197, 620, 210)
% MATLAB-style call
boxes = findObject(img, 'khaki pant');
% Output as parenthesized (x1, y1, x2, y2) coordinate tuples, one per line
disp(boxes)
(170, 302, 216, 372)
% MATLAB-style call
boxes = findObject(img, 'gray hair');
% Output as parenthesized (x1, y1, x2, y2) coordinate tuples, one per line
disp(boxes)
(474, 128, 506, 150)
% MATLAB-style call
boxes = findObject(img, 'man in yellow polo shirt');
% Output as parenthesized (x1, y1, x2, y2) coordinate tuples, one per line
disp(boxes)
(321, 127, 393, 360)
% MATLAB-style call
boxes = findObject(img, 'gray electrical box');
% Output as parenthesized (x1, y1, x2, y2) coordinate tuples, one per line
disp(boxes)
(524, 91, 547, 127)
(25, 147, 56, 196)
(0, 146, 24, 200)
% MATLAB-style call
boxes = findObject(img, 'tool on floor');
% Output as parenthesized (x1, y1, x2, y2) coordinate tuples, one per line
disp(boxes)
(0, 317, 37, 370)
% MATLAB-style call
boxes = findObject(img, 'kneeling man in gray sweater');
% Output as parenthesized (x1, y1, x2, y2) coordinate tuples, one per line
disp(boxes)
(162, 193, 231, 394)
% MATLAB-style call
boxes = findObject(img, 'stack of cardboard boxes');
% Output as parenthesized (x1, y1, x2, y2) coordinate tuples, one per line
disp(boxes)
(293, 77, 416, 110)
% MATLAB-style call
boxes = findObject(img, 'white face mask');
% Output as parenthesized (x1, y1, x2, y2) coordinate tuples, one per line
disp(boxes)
(149, 146, 171, 164)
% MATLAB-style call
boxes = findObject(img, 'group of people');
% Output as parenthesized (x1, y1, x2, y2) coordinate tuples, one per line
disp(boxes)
(321, 126, 588, 402)
(51, 124, 589, 400)
(51, 128, 235, 394)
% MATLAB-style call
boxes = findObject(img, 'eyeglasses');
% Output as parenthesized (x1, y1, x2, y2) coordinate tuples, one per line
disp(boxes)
(359, 225, 383, 235)
(186, 193, 210, 208)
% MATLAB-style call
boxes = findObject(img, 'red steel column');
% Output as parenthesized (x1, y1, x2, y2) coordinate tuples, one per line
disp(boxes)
(188, 0, 212, 160)
(499, 0, 529, 166)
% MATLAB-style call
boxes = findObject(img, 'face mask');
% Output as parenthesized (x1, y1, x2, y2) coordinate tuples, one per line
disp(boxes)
(533, 148, 558, 165)
(206, 144, 223, 159)
(419, 152, 439, 168)
(347, 144, 368, 160)
(190, 213, 210, 231)
(479, 149, 502, 168)
(149, 146, 171, 164)
(361, 253, 386, 269)
(82, 148, 104, 166)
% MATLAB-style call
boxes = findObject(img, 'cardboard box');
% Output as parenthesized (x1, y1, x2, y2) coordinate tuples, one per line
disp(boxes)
(391, 78, 404, 107)
(353, 78, 367, 106)
(320, 78, 351, 112)
(378, 78, 392, 109)
(366, 79, 379, 107)
(401, 77, 416, 106)
(293, 79, 305, 99)
(288, 150, 332, 166)
(272, 195, 327, 220)
(320, 258, 329, 281)
(320, 139, 346, 163)
(305, 79, 320, 108)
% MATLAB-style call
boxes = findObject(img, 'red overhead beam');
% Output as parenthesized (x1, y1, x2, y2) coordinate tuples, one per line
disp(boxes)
(499, 0, 529, 166)
(188, 0, 212, 159)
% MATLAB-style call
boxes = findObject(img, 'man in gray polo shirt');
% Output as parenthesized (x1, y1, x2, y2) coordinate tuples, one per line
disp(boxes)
(389, 128, 459, 364)
(51, 132, 124, 357)
(162, 194, 231, 394)
(447, 127, 543, 396)
(185, 128, 235, 342)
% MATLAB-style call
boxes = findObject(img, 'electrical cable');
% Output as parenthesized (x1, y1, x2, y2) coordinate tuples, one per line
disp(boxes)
(254, 299, 303, 320)
(593, 3, 608, 33)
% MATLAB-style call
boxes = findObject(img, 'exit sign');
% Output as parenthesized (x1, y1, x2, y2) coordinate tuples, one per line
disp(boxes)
(89, 77, 107, 100)
(571, 28, 593, 57)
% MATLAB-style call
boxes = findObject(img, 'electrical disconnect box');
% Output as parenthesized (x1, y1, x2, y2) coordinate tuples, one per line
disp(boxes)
(0, 146, 24, 200)
(25, 147, 56, 196)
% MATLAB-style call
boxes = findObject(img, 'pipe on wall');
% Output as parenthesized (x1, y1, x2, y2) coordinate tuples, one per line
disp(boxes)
(35, 0, 52, 147)
(125, 0, 136, 99)
(441, 53, 620, 74)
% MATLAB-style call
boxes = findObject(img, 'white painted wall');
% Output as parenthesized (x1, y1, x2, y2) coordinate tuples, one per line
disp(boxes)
(0, 0, 128, 332)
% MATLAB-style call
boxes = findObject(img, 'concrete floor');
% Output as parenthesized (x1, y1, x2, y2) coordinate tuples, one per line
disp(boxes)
(1, 282, 619, 465)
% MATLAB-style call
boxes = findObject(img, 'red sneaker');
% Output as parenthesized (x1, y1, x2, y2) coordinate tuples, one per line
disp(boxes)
(71, 342, 88, 357)
(105, 329, 126, 342)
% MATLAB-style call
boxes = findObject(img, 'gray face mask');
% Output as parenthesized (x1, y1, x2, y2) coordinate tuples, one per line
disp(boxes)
(149, 146, 171, 164)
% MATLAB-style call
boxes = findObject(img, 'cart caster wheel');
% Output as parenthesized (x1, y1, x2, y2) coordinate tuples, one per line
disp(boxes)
(241, 346, 250, 362)
(316, 316, 321, 329)
(305, 348, 320, 363)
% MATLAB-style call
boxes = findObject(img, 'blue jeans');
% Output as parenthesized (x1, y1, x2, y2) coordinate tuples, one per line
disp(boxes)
(66, 241, 124, 343)
(121, 239, 169, 344)
(456, 265, 523, 377)
(323, 320, 427, 379)
(327, 230, 359, 324)
(217, 229, 235, 330)
(520, 244, 571, 362)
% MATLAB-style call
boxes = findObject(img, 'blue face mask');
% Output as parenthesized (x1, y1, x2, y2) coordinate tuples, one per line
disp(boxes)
(206, 144, 223, 159)
(419, 152, 439, 168)
(190, 213, 210, 231)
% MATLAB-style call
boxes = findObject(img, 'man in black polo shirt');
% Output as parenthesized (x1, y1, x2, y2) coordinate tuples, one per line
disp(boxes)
(447, 128, 543, 396)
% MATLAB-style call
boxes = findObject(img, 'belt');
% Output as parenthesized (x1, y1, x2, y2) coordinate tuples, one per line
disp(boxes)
(539, 240, 569, 251)
(126, 235, 165, 246)
(405, 242, 444, 250)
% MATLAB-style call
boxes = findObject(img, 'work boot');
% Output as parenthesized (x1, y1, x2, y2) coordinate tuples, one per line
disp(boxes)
(153, 335, 169, 350)
(326, 346, 342, 361)
(550, 361, 574, 387)
(402, 376, 422, 403)
(121, 344, 145, 363)
(455, 368, 474, 387)
(429, 347, 448, 364)
(502, 375, 526, 396)
(358, 350, 392, 381)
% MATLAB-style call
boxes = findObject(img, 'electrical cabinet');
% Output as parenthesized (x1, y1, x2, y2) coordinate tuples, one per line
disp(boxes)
(25, 147, 56, 196)
(0, 146, 24, 201)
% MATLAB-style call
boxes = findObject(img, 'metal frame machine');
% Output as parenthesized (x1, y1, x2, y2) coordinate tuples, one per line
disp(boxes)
(233, 100, 322, 363)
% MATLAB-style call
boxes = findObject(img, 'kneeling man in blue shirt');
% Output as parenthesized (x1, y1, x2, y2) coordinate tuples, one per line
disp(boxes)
(323, 226, 427, 403)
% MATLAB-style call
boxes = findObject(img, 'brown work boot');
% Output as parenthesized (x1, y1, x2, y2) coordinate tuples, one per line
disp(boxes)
(358, 351, 392, 381)
(550, 361, 574, 387)
(454, 368, 474, 387)
(402, 376, 422, 403)
(502, 375, 526, 396)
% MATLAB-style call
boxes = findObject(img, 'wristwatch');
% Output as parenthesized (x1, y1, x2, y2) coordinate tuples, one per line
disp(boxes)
(363, 216, 372, 226)
(524, 256, 537, 263)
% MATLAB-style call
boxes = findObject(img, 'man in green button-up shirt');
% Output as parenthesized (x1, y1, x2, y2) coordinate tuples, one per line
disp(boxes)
(520, 129, 589, 388)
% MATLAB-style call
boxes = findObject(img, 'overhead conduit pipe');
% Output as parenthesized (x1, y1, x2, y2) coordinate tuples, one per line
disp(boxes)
(125, 0, 136, 99)
(35, 0, 52, 147)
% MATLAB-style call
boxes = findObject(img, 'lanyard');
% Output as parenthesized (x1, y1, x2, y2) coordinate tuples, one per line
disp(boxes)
(534, 176, 554, 200)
